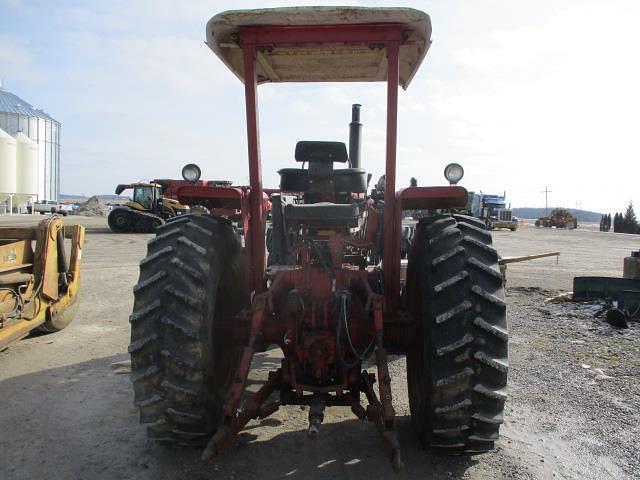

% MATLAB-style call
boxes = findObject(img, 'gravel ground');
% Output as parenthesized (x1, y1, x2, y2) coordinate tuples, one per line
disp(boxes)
(501, 287, 639, 479)
(0, 215, 638, 479)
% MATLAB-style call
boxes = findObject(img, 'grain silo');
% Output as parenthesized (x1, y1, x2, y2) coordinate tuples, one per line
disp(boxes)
(14, 132, 39, 205)
(0, 82, 60, 201)
(0, 128, 17, 211)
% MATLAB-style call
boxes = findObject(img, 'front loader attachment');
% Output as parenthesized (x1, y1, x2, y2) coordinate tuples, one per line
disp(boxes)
(0, 216, 85, 350)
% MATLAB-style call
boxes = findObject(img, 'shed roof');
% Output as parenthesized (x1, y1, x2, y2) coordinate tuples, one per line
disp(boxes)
(206, 7, 431, 89)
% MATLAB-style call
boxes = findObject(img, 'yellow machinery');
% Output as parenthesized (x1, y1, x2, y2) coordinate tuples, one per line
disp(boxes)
(108, 182, 190, 233)
(535, 208, 578, 229)
(0, 216, 85, 350)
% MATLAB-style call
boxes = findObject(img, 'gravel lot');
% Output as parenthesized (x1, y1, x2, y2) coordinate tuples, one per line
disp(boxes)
(0, 215, 638, 479)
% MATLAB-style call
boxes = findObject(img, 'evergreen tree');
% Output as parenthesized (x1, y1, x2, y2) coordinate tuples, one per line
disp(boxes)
(617, 212, 623, 232)
(617, 211, 626, 233)
(599, 214, 605, 231)
(614, 212, 620, 232)
(606, 213, 612, 232)
(623, 202, 638, 234)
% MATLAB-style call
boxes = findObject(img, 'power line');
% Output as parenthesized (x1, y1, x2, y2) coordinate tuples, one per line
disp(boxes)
(541, 186, 552, 216)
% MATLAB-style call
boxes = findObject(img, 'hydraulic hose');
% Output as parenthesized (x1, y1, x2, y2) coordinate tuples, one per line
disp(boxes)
(336, 293, 375, 368)
(0, 288, 24, 318)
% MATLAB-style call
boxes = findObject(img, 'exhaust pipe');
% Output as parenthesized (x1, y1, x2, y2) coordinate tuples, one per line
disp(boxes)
(349, 104, 362, 169)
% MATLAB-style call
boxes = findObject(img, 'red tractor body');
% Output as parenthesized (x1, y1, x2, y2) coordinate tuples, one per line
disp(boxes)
(129, 7, 508, 473)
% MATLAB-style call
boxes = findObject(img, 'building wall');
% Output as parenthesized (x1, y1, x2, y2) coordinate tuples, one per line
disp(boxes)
(0, 112, 60, 201)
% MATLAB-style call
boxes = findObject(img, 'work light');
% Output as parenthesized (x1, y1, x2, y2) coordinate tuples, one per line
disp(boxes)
(444, 163, 464, 185)
(182, 163, 202, 183)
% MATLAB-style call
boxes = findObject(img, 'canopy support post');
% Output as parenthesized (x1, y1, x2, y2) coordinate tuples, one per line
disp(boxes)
(383, 40, 400, 314)
(242, 42, 265, 293)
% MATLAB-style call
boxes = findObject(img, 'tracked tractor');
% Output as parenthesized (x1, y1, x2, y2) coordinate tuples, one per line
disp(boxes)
(108, 182, 190, 233)
(129, 7, 508, 473)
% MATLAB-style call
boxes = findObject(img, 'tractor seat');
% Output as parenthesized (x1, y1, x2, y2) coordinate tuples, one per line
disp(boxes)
(279, 140, 368, 194)
(279, 168, 368, 193)
(284, 202, 359, 228)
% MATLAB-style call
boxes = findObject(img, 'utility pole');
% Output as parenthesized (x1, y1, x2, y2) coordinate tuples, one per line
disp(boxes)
(541, 186, 552, 216)
(578, 201, 582, 222)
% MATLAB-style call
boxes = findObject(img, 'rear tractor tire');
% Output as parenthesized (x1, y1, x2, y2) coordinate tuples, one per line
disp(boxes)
(406, 214, 508, 454)
(128, 215, 246, 445)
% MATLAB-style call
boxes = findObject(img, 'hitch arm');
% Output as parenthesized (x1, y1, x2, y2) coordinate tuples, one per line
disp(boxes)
(203, 369, 282, 462)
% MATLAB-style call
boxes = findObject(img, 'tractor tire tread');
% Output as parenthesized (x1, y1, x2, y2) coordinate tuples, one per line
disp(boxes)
(148, 228, 182, 247)
(133, 270, 168, 293)
(140, 246, 174, 267)
(406, 214, 508, 455)
(452, 214, 486, 229)
(129, 214, 245, 445)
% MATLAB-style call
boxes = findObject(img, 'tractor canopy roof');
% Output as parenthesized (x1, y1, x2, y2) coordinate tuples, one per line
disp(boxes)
(115, 183, 161, 195)
(206, 7, 431, 89)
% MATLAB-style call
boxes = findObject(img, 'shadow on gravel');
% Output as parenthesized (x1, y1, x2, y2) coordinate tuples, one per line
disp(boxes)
(84, 226, 155, 235)
(84, 226, 113, 233)
(0, 353, 143, 480)
(0, 352, 478, 480)
(144, 415, 478, 480)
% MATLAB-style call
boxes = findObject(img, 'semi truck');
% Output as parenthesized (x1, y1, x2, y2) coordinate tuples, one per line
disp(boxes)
(470, 191, 518, 231)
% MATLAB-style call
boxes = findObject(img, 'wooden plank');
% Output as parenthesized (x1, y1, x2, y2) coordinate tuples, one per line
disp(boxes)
(499, 252, 560, 265)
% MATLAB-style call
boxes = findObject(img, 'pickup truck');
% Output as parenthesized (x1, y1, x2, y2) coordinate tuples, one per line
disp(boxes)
(28, 201, 70, 216)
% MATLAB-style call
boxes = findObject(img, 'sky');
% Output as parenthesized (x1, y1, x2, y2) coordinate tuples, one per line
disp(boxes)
(1, 0, 638, 213)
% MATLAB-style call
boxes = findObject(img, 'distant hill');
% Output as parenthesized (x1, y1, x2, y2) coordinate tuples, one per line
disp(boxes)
(97, 195, 127, 200)
(514, 207, 602, 222)
(59, 193, 86, 199)
(60, 193, 129, 202)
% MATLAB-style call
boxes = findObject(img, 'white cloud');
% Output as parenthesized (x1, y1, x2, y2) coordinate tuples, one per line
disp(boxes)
(2, 0, 638, 213)
(411, 1, 640, 211)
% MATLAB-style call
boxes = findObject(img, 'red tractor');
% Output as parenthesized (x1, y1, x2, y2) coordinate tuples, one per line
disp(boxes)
(129, 7, 507, 473)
